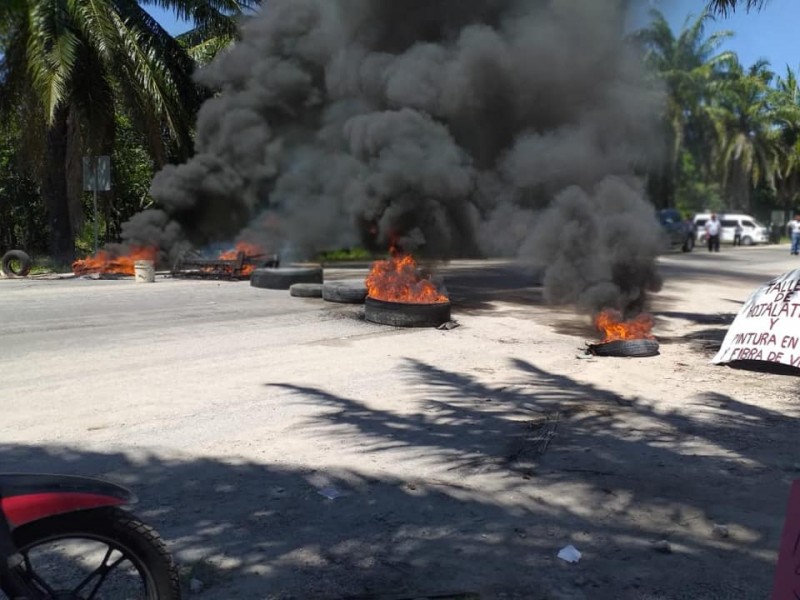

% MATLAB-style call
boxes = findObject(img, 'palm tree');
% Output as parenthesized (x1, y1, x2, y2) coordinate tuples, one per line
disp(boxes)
(633, 10, 734, 207)
(0, 0, 256, 263)
(708, 0, 769, 15)
(710, 58, 782, 211)
(772, 66, 800, 208)
(178, 28, 236, 66)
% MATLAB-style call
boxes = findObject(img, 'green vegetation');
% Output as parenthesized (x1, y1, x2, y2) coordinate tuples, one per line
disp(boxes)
(635, 9, 800, 219)
(0, 2, 795, 263)
(316, 248, 374, 263)
(0, 0, 256, 264)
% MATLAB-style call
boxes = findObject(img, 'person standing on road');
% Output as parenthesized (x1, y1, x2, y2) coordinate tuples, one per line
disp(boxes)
(733, 223, 742, 246)
(789, 214, 800, 255)
(705, 213, 721, 252)
(684, 216, 696, 250)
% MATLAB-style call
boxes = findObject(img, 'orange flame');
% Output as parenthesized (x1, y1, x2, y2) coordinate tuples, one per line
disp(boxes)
(216, 241, 263, 276)
(594, 309, 655, 342)
(218, 241, 263, 261)
(72, 246, 157, 276)
(365, 247, 448, 304)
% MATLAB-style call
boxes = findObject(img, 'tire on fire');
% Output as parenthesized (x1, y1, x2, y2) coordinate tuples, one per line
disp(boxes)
(250, 267, 323, 290)
(322, 280, 368, 304)
(364, 297, 451, 328)
(290, 283, 323, 298)
(1, 250, 33, 277)
(588, 339, 660, 358)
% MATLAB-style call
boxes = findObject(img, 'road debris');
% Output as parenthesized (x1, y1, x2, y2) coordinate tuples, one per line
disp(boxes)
(557, 544, 582, 563)
(712, 524, 730, 538)
(652, 540, 672, 553)
(318, 486, 344, 500)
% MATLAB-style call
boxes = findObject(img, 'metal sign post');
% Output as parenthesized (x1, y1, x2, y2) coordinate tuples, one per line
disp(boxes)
(82, 156, 111, 253)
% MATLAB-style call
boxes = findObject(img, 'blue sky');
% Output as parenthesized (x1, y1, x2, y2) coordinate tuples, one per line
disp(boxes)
(144, 4, 194, 36)
(147, 1, 799, 73)
(632, 0, 799, 72)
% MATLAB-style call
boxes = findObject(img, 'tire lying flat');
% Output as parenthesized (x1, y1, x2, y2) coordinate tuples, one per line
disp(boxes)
(322, 280, 368, 304)
(290, 283, 323, 298)
(365, 297, 451, 327)
(251, 267, 323, 290)
(2, 249, 32, 277)
(588, 339, 660, 357)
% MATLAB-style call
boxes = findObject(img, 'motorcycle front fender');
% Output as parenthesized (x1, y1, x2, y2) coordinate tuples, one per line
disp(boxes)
(0, 474, 135, 528)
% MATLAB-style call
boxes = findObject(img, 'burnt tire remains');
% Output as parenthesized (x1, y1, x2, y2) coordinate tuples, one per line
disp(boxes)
(290, 283, 323, 298)
(250, 267, 323, 290)
(322, 280, 368, 304)
(365, 297, 451, 328)
(588, 339, 660, 357)
(1, 250, 32, 277)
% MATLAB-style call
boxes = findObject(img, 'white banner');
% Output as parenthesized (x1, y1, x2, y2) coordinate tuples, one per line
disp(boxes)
(713, 269, 800, 368)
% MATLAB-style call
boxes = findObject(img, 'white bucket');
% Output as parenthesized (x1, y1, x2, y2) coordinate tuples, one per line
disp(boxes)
(134, 260, 156, 283)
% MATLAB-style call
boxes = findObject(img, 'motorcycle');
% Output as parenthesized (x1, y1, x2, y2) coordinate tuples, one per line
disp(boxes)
(0, 474, 180, 599)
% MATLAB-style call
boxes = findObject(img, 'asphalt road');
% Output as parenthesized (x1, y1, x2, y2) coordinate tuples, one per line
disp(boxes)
(1, 245, 799, 599)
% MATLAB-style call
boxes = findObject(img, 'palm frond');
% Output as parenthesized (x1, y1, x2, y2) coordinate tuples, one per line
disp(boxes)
(708, 0, 769, 16)
(25, 2, 82, 123)
(68, 0, 119, 63)
(140, 0, 258, 40)
(106, 4, 197, 160)
(180, 32, 233, 65)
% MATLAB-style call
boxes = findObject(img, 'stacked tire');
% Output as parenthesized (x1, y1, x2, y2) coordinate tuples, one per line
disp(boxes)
(289, 283, 324, 298)
(250, 267, 323, 290)
(321, 280, 368, 304)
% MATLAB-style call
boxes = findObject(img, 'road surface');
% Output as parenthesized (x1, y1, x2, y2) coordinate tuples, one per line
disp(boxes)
(2, 245, 799, 599)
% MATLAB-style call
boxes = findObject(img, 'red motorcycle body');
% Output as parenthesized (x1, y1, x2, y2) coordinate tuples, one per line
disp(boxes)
(0, 473, 136, 599)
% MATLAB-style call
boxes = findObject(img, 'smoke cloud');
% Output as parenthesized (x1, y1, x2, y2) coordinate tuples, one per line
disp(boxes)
(123, 0, 666, 312)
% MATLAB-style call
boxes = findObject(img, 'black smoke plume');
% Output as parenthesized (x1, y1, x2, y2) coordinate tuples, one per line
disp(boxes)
(123, 0, 665, 312)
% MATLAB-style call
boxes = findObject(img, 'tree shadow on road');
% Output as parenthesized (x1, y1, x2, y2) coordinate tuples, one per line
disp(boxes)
(271, 357, 798, 598)
(1, 357, 795, 599)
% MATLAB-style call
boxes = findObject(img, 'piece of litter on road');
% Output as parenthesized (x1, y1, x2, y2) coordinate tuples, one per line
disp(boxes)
(652, 539, 672, 553)
(437, 320, 460, 330)
(317, 486, 343, 500)
(712, 524, 730, 538)
(557, 544, 581, 563)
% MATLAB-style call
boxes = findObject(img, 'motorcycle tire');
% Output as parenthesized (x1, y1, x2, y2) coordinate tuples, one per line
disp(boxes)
(12, 506, 181, 599)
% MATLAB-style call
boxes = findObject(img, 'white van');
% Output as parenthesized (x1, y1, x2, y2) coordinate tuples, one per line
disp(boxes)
(693, 213, 769, 245)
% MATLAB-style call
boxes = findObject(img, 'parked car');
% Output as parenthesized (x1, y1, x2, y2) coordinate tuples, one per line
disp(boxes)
(657, 209, 694, 252)
(692, 213, 769, 245)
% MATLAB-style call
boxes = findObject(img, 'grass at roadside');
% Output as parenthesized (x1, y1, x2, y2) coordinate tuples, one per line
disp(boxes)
(315, 247, 374, 262)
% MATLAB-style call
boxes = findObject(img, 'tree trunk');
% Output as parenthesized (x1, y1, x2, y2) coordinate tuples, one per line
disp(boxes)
(43, 106, 74, 265)
(730, 166, 750, 212)
(647, 167, 675, 209)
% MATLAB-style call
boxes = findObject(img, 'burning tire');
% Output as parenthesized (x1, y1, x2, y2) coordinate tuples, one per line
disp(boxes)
(365, 297, 451, 327)
(2, 249, 32, 277)
(322, 280, 368, 304)
(588, 339, 659, 358)
(290, 283, 323, 298)
(250, 267, 323, 290)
